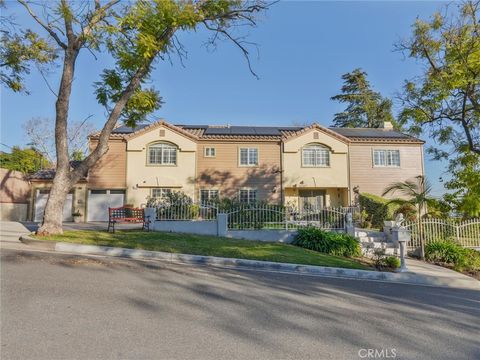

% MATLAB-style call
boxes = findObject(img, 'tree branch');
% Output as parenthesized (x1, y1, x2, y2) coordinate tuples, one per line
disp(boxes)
(17, 0, 67, 49)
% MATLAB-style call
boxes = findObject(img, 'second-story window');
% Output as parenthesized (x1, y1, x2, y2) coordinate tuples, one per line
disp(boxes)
(204, 147, 216, 157)
(373, 150, 400, 167)
(302, 144, 330, 167)
(148, 142, 177, 165)
(239, 148, 258, 166)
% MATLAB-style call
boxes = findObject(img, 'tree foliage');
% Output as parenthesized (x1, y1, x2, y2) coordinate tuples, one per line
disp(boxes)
(0, 146, 50, 174)
(0, 0, 56, 92)
(397, 1, 480, 216)
(2, 0, 269, 235)
(331, 68, 396, 128)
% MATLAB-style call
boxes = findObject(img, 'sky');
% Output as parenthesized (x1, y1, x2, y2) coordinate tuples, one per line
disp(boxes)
(0, 1, 449, 196)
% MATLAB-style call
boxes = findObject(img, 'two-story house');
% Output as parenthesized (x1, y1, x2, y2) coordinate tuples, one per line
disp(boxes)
(29, 119, 424, 222)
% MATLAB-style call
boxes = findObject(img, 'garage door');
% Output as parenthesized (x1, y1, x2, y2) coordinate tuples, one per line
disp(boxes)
(34, 190, 73, 222)
(87, 189, 125, 221)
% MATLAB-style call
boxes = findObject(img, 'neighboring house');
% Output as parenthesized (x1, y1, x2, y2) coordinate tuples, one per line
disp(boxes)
(28, 119, 424, 222)
(0, 168, 31, 221)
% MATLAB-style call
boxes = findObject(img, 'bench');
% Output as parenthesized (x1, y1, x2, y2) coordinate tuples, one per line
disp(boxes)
(108, 206, 151, 233)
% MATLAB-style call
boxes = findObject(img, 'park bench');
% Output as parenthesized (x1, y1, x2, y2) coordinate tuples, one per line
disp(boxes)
(107, 206, 151, 233)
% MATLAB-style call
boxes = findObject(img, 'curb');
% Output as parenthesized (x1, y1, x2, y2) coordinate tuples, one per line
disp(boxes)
(20, 236, 480, 289)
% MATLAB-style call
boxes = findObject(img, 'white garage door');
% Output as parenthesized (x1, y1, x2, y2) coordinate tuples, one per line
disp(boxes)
(34, 190, 73, 222)
(87, 189, 125, 222)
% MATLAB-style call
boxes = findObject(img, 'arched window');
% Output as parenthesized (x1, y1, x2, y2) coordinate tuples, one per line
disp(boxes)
(302, 144, 330, 167)
(147, 142, 177, 165)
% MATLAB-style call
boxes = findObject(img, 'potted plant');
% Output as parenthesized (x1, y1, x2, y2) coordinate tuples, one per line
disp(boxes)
(72, 210, 82, 223)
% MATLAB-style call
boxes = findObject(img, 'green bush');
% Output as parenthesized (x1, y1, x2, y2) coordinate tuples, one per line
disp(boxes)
(359, 193, 397, 228)
(425, 241, 480, 271)
(293, 227, 361, 257)
(384, 256, 401, 269)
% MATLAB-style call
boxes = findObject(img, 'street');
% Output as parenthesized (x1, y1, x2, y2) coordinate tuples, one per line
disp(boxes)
(1, 248, 479, 360)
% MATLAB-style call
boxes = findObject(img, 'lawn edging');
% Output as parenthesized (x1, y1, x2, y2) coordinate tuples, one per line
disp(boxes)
(19, 235, 479, 289)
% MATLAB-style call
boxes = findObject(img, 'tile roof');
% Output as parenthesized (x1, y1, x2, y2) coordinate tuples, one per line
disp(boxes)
(29, 161, 87, 181)
(92, 120, 424, 143)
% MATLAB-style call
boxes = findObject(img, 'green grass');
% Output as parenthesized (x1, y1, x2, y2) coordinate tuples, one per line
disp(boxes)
(34, 230, 370, 270)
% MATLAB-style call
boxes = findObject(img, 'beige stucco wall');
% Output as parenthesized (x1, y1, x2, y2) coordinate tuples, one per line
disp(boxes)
(0, 203, 28, 221)
(283, 129, 349, 189)
(348, 143, 424, 200)
(125, 125, 197, 206)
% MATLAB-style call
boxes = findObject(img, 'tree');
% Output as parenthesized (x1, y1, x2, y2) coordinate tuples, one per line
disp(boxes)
(0, 146, 50, 174)
(397, 1, 480, 215)
(331, 68, 396, 128)
(382, 175, 436, 258)
(443, 151, 480, 217)
(23, 117, 95, 163)
(0, 1, 56, 92)
(3, 0, 269, 235)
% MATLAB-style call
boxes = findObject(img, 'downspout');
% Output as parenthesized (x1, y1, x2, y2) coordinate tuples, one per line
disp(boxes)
(347, 142, 352, 206)
(280, 140, 284, 205)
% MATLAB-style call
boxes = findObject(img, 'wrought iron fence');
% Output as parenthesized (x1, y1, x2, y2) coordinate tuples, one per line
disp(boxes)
(154, 200, 358, 232)
(226, 204, 357, 231)
(404, 218, 480, 249)
(155, 202, 218, 221)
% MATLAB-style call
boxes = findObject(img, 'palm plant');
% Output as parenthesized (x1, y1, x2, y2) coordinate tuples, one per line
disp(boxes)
(382, 175, 436, 259)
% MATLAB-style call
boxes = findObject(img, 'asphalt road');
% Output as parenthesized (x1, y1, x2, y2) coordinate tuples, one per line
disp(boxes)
(1, 248, 479, 360)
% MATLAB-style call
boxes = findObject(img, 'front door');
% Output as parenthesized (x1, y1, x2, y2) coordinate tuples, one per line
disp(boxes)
(298, 189, 326, 211)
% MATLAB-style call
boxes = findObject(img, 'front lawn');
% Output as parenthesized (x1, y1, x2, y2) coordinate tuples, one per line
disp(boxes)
(34, 230, 370, 270)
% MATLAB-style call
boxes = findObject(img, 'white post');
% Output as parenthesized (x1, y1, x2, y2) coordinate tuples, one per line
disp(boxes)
(217, 213, 228, 237)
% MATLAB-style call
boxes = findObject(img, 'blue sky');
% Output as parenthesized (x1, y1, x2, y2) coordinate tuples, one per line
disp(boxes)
(1, 1, 448, 195)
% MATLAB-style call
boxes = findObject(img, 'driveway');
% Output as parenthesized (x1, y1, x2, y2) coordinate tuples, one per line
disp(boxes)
(1, 248, 479, 360)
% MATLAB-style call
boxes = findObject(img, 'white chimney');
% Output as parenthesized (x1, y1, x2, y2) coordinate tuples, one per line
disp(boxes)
(382, 121, 393, 130)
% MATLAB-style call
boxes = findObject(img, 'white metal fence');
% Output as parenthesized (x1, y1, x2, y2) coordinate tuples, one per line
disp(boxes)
(155, 202, 218, 221)
(154, 201, 358, 231)
(404, 218, 480, 249)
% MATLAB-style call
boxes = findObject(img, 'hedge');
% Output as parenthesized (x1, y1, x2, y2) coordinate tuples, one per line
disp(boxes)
(359, 193, 398, 228)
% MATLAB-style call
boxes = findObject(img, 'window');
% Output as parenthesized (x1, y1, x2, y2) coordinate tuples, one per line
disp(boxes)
(204, 147, 216, 157)
(239, 148, 258, 166)
(239, 189, 257, 203)
(373, 150, 400, 167)
(302, 144, 330, 167)
(148, 143, 177, 165)
(151, 188, 172, 199)
(200, 189, 219, 203)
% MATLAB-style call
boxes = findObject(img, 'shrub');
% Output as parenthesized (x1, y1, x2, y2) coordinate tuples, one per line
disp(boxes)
(293, 227, 361, 257)
(425, 241, 480, 271)
(359, 193, 397, 228)
(384, 256, 401, 269)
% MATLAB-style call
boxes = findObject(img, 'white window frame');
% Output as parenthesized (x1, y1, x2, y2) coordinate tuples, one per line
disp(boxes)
(151, 188, 172, 199)
(204, 147, 216, 158)
(239, 148, 258, 166)
(147, 142, 177, 166)
(302, 144, 330, 167)
(239, 189, 257, 203)
(373, 149, 400, 167)
(199, 189, 219, 203)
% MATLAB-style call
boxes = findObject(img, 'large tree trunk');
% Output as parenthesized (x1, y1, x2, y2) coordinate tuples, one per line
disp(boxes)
(37, 46, 78, 236)
(36, 173, 73, 235)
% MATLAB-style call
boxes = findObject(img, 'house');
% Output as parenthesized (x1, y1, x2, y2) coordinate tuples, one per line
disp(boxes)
(29, 119, 424, 222)
(0, 168, 31, 221)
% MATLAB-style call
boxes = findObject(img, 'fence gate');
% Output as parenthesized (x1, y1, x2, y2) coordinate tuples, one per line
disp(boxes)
(404, 219, 480, 249)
